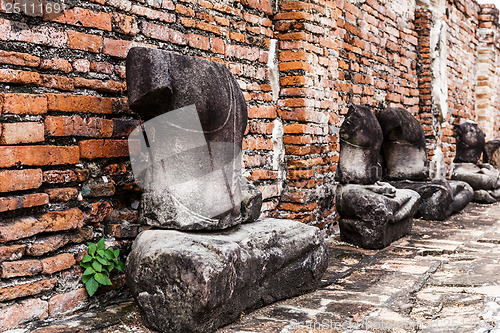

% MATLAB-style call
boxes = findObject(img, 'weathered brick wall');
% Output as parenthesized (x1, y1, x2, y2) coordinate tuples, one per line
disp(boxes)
(415, 0, 480, 175)
(336, 0, 419, 115)
(0, 0, 277, 328)
(477, 4, 500, 141)
(1, 0, 500, 329)
(273, 0, 338, 227)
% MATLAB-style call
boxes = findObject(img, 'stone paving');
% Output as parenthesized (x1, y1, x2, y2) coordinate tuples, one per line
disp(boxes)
(11, 202, 500, 333)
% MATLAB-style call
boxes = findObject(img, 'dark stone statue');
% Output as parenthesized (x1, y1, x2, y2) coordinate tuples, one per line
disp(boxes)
(336, 105, 420, 249)
(484, 140, 500, 169)
(127, 47, 249, 230)
(454, 122, 485, 164)
(377, 108, 473, 220)
(125, 48, 328, 333)
(451, 123, 500, 203)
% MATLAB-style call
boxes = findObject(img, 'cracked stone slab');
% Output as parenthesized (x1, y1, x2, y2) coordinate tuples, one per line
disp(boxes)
(126, 218, 328, 333)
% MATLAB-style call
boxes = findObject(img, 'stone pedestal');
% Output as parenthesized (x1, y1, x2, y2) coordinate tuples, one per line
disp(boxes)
(126, 219, 327, 333)
(336, 183, 420, 249)
(452, 163, 500, 203)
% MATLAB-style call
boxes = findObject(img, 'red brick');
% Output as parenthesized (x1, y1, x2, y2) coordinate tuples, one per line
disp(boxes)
(196, 21, 222, 35)
(188, 33, 210, 50)
(112, 12, 139, 35)
(0, 259, 42, 278)
(44, 187, 79, 202)
(0, 278, 57, 302)
(0, 169, 43, 192)
(50, 7, 111, 31)
(176, 3, 195, 16)
(0, 193, 49, 212)
(43, 170, 78, 184)
(79, 139, 129, 158)
(49, 288, 88, 317)
(0, 208, 83, 242)
(241, 0, 272, 15)
(84, 201, 113, 223)
(0, 146, 79, 168)
(72, 59, 90, 72)
(0, 298, 48, 331)
(75, 169, 90, 182)
(1, 93, 47, 115)
(211, 37, 225, 54)
(0, 68, 41, 85)
(0, 49, 40, 67)
(41, 208, 85, 233)
(27, 228, 92, 256)
(131, 4, 175, 23)
(47, 93, 114, 114)
(0, 122, 44, 144)
(41, 74, 75, 91)
(73, 77, 125, 94)
(67, 30, 103, 52)
(0, 244, 26, 261)
(45, 116, 113, 138)
(90, 61, 114, 75)
(39, 58, 73, 73)
(41, 253, 76, 274)
(142, 21, 188, 45)
(248, 106, 277, 119)
(102, 38, 132, 58)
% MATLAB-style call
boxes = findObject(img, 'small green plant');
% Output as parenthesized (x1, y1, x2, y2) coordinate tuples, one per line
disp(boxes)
(80, 237, 125, 296)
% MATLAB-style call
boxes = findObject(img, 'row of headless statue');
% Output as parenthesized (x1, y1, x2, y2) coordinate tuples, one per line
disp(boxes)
(337, 105, 500, 249)
(122, 48, 500, 333)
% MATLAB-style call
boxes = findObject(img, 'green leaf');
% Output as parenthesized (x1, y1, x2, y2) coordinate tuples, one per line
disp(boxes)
(92, 261, 102, 272)
(113, 249, 120, 257)
(94, 272, 112, 286)
(82, 274, 91, 284)
(104, 249, 115, 260)
(106, 263, 115, 272)
(81, 255, 93, 263)
(83, 267, 96, 276)
(97, 238, 105, 250)
(97, 249, 105, 257)
(96, 256, 109, 266)
(115, 260, 125, 272)
(85, 276, 99, 296)
(80, 262, 91, 269)
(88, 242, 97, 256)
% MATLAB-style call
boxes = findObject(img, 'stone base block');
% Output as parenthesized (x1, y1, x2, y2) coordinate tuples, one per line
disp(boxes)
(389, 179, 473, 220)
(336, 183, 420, 249)
(125, 218, 328, 333)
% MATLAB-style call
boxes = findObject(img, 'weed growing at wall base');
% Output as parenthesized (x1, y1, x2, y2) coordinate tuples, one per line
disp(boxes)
(80, 238, 125, 297)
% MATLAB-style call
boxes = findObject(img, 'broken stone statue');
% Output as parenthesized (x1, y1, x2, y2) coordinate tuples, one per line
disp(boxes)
(484, 140, 500, 170)
(377, 107, 473, 220)
(125, 47, 328, 333)
(336, 105, 420, 249)
(451, 122, 500, 203)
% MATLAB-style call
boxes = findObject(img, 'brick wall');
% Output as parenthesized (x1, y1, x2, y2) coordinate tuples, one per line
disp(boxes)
(477, 4, 500, 141)
(0, 0, 500, 329)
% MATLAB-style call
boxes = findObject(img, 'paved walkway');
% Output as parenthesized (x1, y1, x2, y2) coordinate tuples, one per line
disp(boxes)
(15, 202, 500, 333)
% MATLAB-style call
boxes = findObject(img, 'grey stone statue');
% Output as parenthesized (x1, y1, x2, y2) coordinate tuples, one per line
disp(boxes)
(125, 47, 328, 333)
(377, 107, 473, 220)
(336, 105, 420, 249)
(127, 47, 254, 230)
(451, 122, 500, 203)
